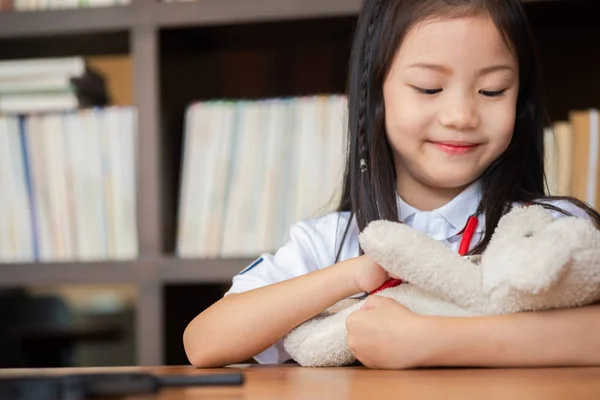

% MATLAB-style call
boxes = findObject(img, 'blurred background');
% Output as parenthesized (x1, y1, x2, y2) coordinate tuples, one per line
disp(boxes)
(0, 0, 598, 368)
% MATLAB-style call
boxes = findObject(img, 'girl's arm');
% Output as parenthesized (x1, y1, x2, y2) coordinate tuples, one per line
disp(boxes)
(425, 304, 600, 367)
(183, 255, 387, 368)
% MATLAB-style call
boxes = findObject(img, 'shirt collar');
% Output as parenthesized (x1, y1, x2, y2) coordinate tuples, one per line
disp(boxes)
(396, 179, 483, 231)
(436, 179, 483, 231)
(396, 194, 420, 223)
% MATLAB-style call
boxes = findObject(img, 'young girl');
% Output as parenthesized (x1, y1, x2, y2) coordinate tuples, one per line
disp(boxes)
(184, 0, 600, 369)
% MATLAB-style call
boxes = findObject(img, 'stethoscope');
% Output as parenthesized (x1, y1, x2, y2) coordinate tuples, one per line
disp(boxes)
(368, 213, 480, 295)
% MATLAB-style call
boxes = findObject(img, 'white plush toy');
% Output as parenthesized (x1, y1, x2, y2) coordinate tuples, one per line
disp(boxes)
(282, 205, 600, 367)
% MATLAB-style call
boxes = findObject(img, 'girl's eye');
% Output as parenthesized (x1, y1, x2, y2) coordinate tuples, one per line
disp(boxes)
(412, 86, 443, 95)
(480, 89, 506, 98)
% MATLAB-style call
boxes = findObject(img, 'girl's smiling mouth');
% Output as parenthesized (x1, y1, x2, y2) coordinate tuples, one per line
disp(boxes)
(429, 140, 481, 155)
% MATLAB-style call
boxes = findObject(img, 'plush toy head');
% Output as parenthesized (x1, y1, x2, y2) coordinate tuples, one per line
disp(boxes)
(282, 205, 600, 367)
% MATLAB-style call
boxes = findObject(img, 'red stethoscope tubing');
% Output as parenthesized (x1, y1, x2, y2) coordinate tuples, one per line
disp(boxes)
(368, 214, 479, 296)
(458, 215, 479, 257)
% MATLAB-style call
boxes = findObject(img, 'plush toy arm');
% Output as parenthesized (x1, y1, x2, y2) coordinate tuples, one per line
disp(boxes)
(378, 284, 480, 317)
(359, 220, 486, 311)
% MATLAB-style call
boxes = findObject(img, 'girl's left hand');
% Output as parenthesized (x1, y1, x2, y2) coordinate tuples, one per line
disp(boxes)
(346, 295, 431, 369)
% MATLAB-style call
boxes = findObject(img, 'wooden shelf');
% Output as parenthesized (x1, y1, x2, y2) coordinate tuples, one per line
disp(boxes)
(0, 260, 143, 287)
(0, 0, 363, 40)
(0, 6, 134, 39)
(151, 0, 362, 29)
(0, 257, 249, 288)
(156, 257, 252, 284)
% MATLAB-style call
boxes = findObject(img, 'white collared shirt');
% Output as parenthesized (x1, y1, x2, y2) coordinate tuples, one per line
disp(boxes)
(224, 180, 591, 364)
(398, 179, 484, 250)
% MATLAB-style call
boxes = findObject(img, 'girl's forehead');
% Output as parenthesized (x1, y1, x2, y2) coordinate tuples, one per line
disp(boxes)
(395, 15, 516, 69)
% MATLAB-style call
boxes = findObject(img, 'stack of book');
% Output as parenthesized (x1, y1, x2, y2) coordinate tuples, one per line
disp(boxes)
(0, 0, 130, 11)
(176, 95, 347, 259)
(0, 57, 109, 114)
(545, 109, 600, 209)
(0, 107, 138, 263)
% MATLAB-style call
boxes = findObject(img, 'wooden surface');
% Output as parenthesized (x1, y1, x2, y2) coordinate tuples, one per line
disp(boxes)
(2, 365, 600, 399)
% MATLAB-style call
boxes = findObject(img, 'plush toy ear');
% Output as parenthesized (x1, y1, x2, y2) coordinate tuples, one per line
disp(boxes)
(481, 206, 599, 297)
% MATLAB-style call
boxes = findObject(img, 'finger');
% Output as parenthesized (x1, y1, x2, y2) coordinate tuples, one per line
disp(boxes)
(360, 296, 380, 310)
(345, 310, 362, 330)
(362, 295, 391, 310)
(368, 295, 391, 307)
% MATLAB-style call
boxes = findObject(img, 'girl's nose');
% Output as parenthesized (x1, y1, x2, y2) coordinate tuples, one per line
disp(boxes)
(438, 94, 480, 131)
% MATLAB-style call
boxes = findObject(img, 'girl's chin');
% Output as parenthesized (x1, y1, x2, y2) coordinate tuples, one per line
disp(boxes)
(419, 170, 481, 190)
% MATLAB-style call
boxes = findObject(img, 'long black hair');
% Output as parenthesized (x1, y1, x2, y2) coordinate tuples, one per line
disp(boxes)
(336, 0, 600, 259)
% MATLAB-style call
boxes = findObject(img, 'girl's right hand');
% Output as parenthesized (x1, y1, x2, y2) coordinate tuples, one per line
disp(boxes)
(351, 254, 390, 294)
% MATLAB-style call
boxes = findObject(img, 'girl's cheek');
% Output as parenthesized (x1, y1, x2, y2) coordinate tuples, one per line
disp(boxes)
(385, 110, 416, 142)
(387, 95, 428, 130)
(484, 104, 516, 142)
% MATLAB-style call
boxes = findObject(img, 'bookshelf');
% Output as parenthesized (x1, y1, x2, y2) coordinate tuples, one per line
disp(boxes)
(0, 0, 598, 366)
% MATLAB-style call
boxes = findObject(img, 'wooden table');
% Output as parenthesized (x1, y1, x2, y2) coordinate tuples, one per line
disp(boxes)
(1, 364, 600, 399)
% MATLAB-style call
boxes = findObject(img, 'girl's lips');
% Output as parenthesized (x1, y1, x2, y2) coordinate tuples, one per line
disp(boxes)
(430, 141, 480, 155)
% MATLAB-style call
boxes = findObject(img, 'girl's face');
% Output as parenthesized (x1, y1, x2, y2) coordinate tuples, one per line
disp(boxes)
(383, 14, 519, 203)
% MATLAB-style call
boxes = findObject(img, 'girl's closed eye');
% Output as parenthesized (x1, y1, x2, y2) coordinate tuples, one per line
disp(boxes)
(480, 89, 507, 98)
(411, 86, 443, 95)
(410, 86, 508, 98)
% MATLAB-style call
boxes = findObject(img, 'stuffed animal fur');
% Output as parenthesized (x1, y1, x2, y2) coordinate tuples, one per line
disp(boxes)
(282, 205, 600, 367)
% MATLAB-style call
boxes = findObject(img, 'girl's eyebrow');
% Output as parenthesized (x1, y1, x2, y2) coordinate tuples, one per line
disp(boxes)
(477, 64, 514, 76)
(407, 63, 514, 76)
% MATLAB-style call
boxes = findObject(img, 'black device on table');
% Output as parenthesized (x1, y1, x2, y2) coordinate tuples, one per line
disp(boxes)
(0, 371, 244, 400)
